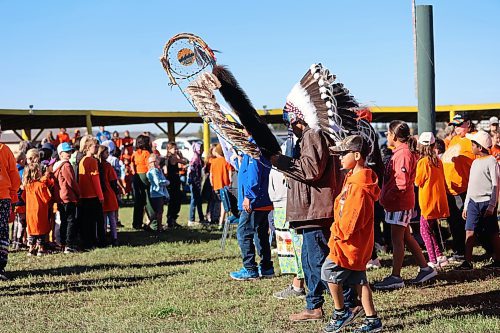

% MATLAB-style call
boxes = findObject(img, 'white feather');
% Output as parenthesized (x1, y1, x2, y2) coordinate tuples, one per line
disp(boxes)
(286, 83, 320, 131)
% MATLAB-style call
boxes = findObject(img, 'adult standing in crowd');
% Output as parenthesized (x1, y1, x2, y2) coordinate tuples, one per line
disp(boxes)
(96, 126, 111, 144)
(112, 131, 122, 151)
(270, 116, 340, 321)
(441, 114, 475, 261)
(131, 135, 154, 230)
(57, 128, 71, 145)
(122, 130, 134, 156)
(187, 142, 205, 226)
(165, 142, 187, 228)
(72, 129, 82, 146)
(488, 116, 498, 138)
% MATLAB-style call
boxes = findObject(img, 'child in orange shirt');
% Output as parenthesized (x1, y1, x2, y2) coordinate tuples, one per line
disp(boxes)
(22, 164, 52, 256)
(415, 132, 450, 269)
(78, 138, 105, 249)
(97, 146, 120, 246)
(210, 144, 232, 229)
(0, 141, 22, 280)
(491, 132, 500, 161)
(322, 136, 382, 333)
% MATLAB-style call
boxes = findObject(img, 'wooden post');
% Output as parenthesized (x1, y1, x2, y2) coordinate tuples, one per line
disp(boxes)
(86, 114, 93, 135)
(167, 121, 175, 142)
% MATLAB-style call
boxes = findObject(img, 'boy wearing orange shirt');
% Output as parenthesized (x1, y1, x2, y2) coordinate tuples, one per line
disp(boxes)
(322, 136, 382, 333)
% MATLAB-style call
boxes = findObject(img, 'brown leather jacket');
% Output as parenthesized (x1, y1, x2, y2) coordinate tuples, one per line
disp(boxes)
(272, 127, 341, 229)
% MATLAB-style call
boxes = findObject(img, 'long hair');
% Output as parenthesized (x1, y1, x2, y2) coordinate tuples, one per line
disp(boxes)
(135, 135, 152, 153)
(166, 142, 177, 158)
(96, 145, 109, 191)
(82, 137, 98, 155)
(23, 163, 42, 186)
(418, 143, 439, 167)
(389, 120, 417, 153)
(26, 148, 40, 166)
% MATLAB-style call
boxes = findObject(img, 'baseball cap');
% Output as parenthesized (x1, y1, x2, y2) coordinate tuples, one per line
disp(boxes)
(489, 116, 499, 125)
(467, 130, 492, 150)
(448, 114, 469, 126)
(331, 135, 370, 157)
(57, 142, 73, 155)
(41, 142, 55, 151)
(418, 132, 436, 146)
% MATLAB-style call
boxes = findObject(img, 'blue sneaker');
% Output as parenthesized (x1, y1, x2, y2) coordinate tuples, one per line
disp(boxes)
(258, 266, 275, 278)
(323, 307, 354, 332)
(229, 267, 259, 281)
(353, 317, 383, 332)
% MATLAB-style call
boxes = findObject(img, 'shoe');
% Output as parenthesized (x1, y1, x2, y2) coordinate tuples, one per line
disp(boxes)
(27, 246, 37, 257)
(0, 269, 8, 281)
(374, 275, 404, 290)
(448, 254, 465, 263)
(456, 261, 473, 271)
(37, 250, 48, 257)
(350, 306, 366, 324)
(410, 267, 437, 284)
(483, 260, 500, 270)
(274, 285, 306, 299)
(366, 258, 381, 270)
(323, 307, 354, 332)
(437, 256, 449, 268)
(229, 267, 259, 281)
(187, 220, 198, 227)
(289, 308, 324, 322)
(258, 266, 275, 279)
(11, 242, 20, 251)
(64, 247, 79, 254)
(116, 220, 124, 227)
(353, 317, 383, 333)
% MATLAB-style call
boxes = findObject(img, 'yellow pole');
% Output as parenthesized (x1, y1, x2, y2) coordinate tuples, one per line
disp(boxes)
(85, 114, 93, 135)
(449, 108, 456, 123)
(21, 129, 30, 141)
(203, 122, 210, 160)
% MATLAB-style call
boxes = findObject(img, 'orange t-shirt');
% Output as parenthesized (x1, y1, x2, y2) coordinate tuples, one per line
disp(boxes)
(441, 135, 475, 195)
(58, 132, 70, 144)
(132, 149, 151, 174)
(102, 162, 119, 212)
(415, 156, 450, 220)
(113, 138, 123, 150)
(22, 181, 52, 236)
(491, 145, 500, 161)
(78, 156, 104, 201)
(210, 157, 231, 191)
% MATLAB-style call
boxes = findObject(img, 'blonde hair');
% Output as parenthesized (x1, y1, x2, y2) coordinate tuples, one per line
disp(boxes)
(26, 148, 40, 165)
(23, 163, 42, 186)
(82, 137, 98, 154)
(79, 135, 93, 153)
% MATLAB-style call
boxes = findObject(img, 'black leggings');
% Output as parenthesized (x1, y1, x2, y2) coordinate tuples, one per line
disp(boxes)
(79, 198, 105, 248)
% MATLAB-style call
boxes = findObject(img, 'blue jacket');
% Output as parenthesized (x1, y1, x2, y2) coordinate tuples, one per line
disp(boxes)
(147, 168, 170, 199)
(235, 154, 272, 211)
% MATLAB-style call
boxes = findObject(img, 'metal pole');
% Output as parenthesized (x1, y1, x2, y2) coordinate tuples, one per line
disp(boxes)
(86, 114, 93, 135)
(203, 122, 210, 160)
(416, 5, 436, 133)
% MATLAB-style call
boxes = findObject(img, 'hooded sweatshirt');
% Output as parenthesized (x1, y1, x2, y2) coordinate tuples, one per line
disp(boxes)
(0, 144, 21, 202)
(328, 168, 380, 271)
(53, 160, 80, 203)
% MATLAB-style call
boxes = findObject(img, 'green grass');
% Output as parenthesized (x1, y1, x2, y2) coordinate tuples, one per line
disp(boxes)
(1, 205, 499, 332)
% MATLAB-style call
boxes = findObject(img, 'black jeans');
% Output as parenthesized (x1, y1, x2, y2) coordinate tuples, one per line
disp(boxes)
(58, 202, 78, 248)
(79, 198, 105, 248)
(132, 174, 147, 229)
(167, 181, 182, 222)
(447, 193, 466, 256)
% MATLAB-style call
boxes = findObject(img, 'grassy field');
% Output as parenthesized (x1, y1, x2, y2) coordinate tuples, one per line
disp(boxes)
(0, 205, 499, 333)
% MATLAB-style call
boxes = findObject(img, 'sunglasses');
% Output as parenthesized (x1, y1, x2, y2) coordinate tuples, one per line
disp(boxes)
(338, 150, 355, 157)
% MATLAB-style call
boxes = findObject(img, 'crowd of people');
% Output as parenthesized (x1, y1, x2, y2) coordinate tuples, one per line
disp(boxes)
(0, 114, 499, 332)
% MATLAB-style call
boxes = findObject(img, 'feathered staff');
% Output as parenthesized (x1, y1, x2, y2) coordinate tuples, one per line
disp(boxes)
(212, 65, 281, 158)
(185, 72, 261, 158)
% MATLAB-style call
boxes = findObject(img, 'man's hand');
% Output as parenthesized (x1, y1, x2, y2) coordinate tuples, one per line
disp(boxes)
(462, 209, 467, 220)
(484, 206, 495, 217)
(243, 197, 252, 213)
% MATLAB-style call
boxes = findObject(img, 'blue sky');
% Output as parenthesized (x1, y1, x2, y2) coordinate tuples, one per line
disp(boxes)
(0, 1, 499, 132)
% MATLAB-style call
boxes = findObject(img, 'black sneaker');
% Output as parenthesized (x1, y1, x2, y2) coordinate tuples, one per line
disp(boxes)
(456, 261, 473, 271)
(483, 261, 500, 270)
(0, 269, 8, 281)
(353, 317, 383, 333)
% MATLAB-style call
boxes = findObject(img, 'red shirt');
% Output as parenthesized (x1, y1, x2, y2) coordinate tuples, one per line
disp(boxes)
(102, 162, 119, 212)
(380, 143, 418, 212)
(58, 132, 71, 144)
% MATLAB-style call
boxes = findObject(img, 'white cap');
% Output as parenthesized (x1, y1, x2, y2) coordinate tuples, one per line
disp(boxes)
(467, 130, 492, 150)
(418, 132, 435, 146)
(489, 116, 499, 125)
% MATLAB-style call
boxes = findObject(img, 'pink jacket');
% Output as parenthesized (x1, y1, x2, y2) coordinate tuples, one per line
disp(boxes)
(380, 143, 418, 212)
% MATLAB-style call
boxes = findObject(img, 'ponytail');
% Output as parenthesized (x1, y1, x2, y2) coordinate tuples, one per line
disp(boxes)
(389, 120, 418, 153)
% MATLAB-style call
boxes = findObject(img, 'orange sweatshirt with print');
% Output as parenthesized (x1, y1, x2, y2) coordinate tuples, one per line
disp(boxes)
(22, 181, 52, 236)
(328, 168, 380, 271)
(441, 136, 475, 195)
(415, 157, 450, 220)
(0, 144, 21, 202)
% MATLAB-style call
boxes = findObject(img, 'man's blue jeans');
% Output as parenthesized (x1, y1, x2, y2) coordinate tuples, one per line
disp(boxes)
(189, 184, 204, 222)
(301, 227, 330, 310)
(237, 210, 273, 273)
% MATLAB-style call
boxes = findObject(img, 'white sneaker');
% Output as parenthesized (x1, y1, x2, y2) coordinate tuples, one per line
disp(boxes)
(187, 221, 197, 227)
(366, 258, 381, 270)
(427, 262, 439, 270)
(437, 256, 449, 268)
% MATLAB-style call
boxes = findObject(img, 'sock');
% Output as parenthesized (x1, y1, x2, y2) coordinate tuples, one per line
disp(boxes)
(292, 285, 304, 292)
(367, 315, 378, 319)
(334, 308, 345, 314)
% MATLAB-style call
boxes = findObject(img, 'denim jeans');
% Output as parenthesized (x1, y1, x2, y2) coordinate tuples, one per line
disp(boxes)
(301, 227, 330, 310)
(236, 210, 273, 273)
(189, 184, 204, 221)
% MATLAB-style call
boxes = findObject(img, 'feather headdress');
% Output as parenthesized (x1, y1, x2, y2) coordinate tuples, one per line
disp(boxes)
(212, 65, 281, 158)
(185, 73, 260, 158)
